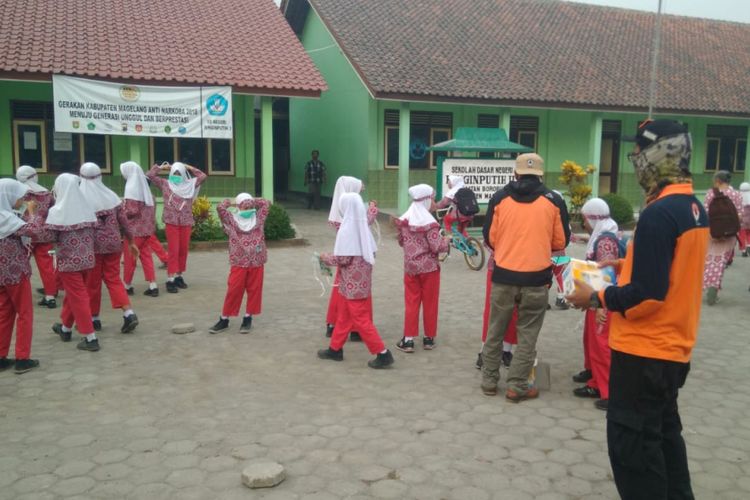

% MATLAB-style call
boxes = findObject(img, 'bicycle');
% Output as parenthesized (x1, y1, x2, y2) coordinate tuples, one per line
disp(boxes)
(435, 208, 485, 271)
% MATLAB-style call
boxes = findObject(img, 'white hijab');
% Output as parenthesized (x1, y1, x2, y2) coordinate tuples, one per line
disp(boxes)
(46, 174, 98, 228)
(233, 193, 257, 232)
(168, 162, 199, 199)
(121, 161, 154, 206)
(328, 176, 363, 224)
(334, 192, 377, 265)
(16, 165, 48, 193)
(740, 182, 750, 206)
(445, 175, 465, 199)
(399, 184, 437, 228)
(79, 162, 121, 213)
(581, 198, 619, 259)
(0, 179, 29, 239)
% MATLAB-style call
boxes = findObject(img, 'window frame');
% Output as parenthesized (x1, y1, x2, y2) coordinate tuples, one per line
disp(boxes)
(734, 138, 747, 172)
(149, 137, 235, 175)
(705, 137, 721, 172)
(430, 127, 452, 169)
(79, 134, 113, 173)
(384, 125, 400, 169)
(13, 119, 49, 172)
(518, 130, 538, 151)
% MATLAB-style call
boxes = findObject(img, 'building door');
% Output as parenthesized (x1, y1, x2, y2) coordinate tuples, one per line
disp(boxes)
(599, 120, 621, 195)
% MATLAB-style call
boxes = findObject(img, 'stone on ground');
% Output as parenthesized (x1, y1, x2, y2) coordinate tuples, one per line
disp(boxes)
(241, 461, 286, 489)
(171, 323, 195, 334)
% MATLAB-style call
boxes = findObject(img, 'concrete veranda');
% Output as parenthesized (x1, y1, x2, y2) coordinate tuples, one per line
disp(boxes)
(1, 207, 749, 500)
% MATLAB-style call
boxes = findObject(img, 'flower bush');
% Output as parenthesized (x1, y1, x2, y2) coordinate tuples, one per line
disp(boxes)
(191, 196, 226, 241)
(559, 160, 595, 221)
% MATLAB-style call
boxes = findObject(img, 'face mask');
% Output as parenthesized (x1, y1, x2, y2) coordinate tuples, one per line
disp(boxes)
(238, 209, 256, 219)
(169, 175, 183, 184)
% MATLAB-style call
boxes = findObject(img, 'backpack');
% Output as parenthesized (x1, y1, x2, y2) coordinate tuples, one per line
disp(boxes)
(594, 231, 627, 260)
(708, 188, 740, 239)
(454, 187, 479, 216)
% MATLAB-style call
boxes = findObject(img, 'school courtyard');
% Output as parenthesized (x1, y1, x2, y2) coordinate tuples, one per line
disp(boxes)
(1, 208, 749, 500)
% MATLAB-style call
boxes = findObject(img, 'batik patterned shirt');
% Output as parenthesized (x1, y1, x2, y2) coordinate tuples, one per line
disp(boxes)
(217, 199, 270, 268)
(22, 191, 55, 244)
(147, 165, 207, 227)
(321, 254, 372, 300)
(395, 220, 448, 276)
(93, 207, 131, 255)
(0, 215, 42, 286)
(121, 199, 156, 238)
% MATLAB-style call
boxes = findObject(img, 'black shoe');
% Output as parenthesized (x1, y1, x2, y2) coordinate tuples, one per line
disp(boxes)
(52, 323, 71, 342)
(350, 331, 362, 342)
(240, 316, 252, 334)
(125, 286, 134, 296)
(38, 297, 57, 309)
(209, 318, 229, 334)
(121, 314, 139, 334)
(0, 357, 14, 371)
(572, 369, 592, 383)
(573, 386, 601, 398)
(423, 337, 435, 350)
(554, 297, 570, 310)
(143, 288, 159, 297)
(368, 350, 394, 369)
(317, 347, 343, 361)
(14, 359, 39, 374)
(502, 350, 513, 368)
(92, 319, 102, 332)
(174, 276, 188, 289)
(77, 338, 100, 352)
(396, 337, 415, 353)
(475, 352, 483, 370)
(742, 249, 749, 258)
(594, 399, 609, 411)
(166, 281, 179, 293)
(326, 324, 334, 338)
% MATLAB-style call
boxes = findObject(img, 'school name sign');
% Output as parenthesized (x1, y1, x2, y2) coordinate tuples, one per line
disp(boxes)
(52, 75, 233, 139)
(442, 159, 516, 203)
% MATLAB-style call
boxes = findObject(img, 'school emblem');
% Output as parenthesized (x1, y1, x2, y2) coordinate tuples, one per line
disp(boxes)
(135, 124, 143, 133)
(72, 121, 80, 129)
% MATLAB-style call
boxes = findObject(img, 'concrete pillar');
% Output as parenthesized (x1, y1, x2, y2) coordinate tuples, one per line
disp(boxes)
(500, 108, 511, 137)
(128, 137, 146, 171)
(261, 96, 274, 202)
(589, 113, 603, 198)
(398, 102, 411, 212)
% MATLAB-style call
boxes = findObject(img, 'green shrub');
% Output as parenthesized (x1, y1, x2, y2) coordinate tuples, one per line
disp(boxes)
(601, 193, 635, 226)
(191, 212, 227, 241)
(264, 204, 295, 240)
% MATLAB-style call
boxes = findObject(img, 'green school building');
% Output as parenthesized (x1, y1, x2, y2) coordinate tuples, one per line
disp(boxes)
(0, 0, 326, 202)
(283, 0, 750, 212)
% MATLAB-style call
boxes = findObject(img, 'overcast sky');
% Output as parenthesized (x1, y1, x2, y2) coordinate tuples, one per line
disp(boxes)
(275, 0, 750, 24)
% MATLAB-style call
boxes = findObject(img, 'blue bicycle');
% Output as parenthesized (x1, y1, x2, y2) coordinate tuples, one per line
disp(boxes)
(435, 209, 485, 271)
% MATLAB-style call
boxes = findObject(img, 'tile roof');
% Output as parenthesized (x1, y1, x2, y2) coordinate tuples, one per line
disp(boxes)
(0, 0, 327, 96)
(298, 0, 750, 116)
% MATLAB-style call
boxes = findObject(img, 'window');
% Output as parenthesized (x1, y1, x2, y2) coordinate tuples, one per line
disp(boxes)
(150, 137, 234, 175)
(383, 110, 452, 169)
(510, 115, 539, 153)
(478, 114, 500, 158)
(11, 101, 111, 173)
(705, 125, 747, 172)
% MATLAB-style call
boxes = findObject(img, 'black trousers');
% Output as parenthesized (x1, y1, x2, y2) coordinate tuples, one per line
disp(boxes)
(607, 350, 694, 500)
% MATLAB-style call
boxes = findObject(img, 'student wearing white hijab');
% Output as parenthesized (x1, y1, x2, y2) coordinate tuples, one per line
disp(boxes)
(739, 182, 750, 257)
(317, 193, 393, 369)
(435, 174, 472, 236)
(0, 179, 44, 373)
(325, 175, 378, 339)
(120, 161, 160, 297)
(79, 162, 139, 335)
(46, 174, 102, 351)
(209, 193, 271, 334)
(16, 165, 59, 306)
(393, 184, 448, 353)
(147, 161, 207, 292)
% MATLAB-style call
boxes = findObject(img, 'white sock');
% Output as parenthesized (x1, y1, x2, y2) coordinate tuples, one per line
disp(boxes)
(168, 277, 175, 282)
(45, 295, 55, 301)
(149, 282, 158, 290)
(221, 316, 228, 320)
(123, 309, 134, 317)
(503, 341, 512, 352)
(125, 283, 132, 289)
(85, 333, 97, 341)
(404, 336, 414, 342)
(62, 325, 72, 333)
(556, 293, 565, 300)
(244, 314, 251, 318)
(176, 273, 182, 277)
(92, 316, 100, 321)
(379, 349, 388, 354)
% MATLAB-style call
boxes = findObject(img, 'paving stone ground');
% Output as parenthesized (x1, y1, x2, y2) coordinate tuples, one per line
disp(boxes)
(1, 207, 749, 500)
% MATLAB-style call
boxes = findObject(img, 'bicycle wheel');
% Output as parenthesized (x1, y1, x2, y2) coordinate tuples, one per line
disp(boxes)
(438, 229, 451, 262)
(463, 237, 485, 270)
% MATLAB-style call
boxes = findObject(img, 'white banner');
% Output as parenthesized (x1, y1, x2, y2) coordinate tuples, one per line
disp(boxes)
(52, 75, 232, 139)
(442, 159, 516, 203)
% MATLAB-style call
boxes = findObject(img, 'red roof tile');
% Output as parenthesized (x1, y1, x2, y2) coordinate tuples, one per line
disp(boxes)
(0, 0, 327, 96)
(297, 0, 750, 116)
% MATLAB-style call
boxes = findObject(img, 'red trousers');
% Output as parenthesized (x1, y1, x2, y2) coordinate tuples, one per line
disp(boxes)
(0, 277, 33, 359)
(326, 269, 372, 325)
(330, 295, 385, 355)
(222, 265, 264, 317)
(33, 243, 58, 296)
(444, 212, 469, 236)
(165, 224, 191, 275)
(403, 270, 440, 338)
(149, 234, 169, 263)
(481, 265, 518, 344)
(123, 236, 156, 284)
(738, 228, 750, 251)
(59, 270, 95, 335)
(584, 309, 611, 399)
(87, 253, 130, 316)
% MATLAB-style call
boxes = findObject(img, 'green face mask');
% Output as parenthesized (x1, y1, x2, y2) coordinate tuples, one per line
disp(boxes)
(169, 175, 183, 184)
(238, 209, 256, 219)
